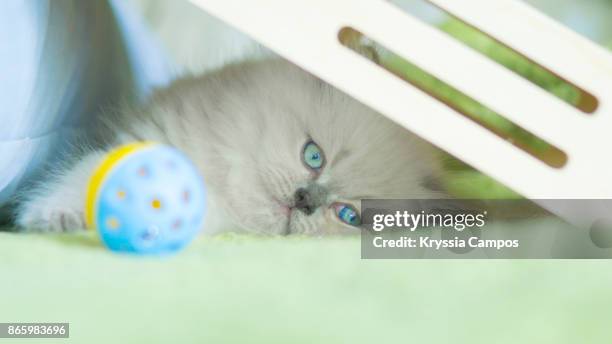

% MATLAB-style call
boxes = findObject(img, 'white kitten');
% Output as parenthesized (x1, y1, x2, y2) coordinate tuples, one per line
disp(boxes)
(16, 59, 445, 235)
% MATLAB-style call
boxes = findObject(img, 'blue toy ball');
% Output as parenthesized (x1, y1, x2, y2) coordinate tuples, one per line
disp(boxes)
(85, 142, 206, 255)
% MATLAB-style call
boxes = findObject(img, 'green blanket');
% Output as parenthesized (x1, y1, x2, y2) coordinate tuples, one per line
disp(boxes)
(2, 231, 612, 343)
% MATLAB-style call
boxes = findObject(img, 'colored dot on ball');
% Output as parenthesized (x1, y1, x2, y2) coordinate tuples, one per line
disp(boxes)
(116, 190, 126, 200)
(183, 190, 190, 203)
(141, 226, 159, 241)
(151, 198, 162, 210)
(138, 166, 149, 177)
(172, 219, 182, 231)
(106, 216, 120, 230)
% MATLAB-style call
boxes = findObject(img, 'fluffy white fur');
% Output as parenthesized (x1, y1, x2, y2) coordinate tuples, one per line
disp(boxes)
(17, 59, 444, 235)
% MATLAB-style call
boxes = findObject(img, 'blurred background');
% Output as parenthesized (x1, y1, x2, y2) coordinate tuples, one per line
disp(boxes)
(126, 0, 612, 74)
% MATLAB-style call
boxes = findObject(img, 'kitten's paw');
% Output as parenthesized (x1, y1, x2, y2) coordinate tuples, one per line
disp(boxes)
(15, 150, 103, 232)
(17, 202, 86, 232)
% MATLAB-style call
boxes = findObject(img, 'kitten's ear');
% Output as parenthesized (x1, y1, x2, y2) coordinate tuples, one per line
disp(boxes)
(338, 28, 380, 65)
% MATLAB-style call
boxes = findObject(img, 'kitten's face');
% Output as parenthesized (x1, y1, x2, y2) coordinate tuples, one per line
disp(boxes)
(199, 60, 442, 235)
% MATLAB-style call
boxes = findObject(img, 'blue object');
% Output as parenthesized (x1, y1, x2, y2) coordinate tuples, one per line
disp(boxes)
(0, 0, 175, 207)
(109, 0, 176, 100)
(88, 144, 206, 255)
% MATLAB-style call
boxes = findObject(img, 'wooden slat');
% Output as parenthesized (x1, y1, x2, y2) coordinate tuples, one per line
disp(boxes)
(428, 0, 612, 96)
(189, 0, 612, 227)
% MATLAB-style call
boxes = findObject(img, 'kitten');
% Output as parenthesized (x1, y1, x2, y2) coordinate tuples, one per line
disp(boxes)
(16, 59, 445, 235)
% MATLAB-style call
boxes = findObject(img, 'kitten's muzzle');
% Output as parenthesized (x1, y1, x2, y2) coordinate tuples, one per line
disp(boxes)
(294, 188, 315, 215)
(294, 184, 326, 215)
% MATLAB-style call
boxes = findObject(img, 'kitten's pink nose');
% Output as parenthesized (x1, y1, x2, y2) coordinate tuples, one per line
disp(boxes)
(279, 205, 291, 216)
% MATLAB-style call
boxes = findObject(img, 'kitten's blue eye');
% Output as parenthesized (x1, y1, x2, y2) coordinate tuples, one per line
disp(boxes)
(303, 141, 325, 170)
(334, 204, 361, 227)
